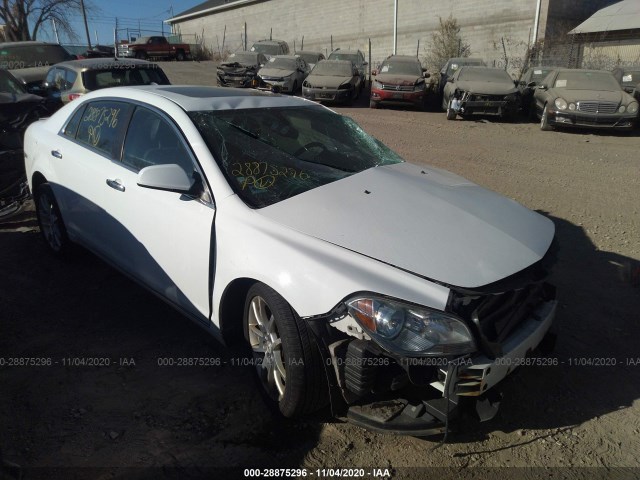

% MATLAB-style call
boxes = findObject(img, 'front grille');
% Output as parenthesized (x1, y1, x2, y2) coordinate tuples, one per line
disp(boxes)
(469, 94, 505, 102)
(380, 84, 413, 91)
(577, 101, 618, 114)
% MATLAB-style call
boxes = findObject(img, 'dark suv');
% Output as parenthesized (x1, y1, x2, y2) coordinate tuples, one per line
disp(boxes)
(328, 48, 368, 93)
(1, 41, 75, 95)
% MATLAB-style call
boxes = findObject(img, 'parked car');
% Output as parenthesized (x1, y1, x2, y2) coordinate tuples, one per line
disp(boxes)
(294, 51, 325, 70)
(25, 85, 558, 435)
(217, 51, 267, 88)
(85, 45, 116, 58)
(258, 55, 309, 93)
(302, 59, 361, 104)
(518, 66, 561, 117)
(1, 41, 75, 95)
(370, 55, 429, 110)
(443, 66, 520, 120)
(1, 69, 46, 217)
(438, 57, 486, 107)
(42, 58, 170, 112)
(118, 36, 190, 61)
(611, 66, 640, 100)
(250, 40, 290, 59)
(327, 48, 368, 93)
(533, 68, 639, 131)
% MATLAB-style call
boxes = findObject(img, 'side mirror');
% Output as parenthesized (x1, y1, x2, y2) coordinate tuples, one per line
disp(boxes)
(527, 81, 537, 88)
(537, 84, 548, 90)
(423, 72, 431, 79)
(137, 164, 194, 194)
(371, 70, 377, 76)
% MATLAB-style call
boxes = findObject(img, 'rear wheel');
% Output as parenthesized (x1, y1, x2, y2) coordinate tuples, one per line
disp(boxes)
(175, 50, 185, 61)
(243, 283, 327, 418)
(34, 183, 71, 256)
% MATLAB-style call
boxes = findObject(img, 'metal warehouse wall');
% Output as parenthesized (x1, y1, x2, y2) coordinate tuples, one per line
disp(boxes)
(171, 0, 544, 72)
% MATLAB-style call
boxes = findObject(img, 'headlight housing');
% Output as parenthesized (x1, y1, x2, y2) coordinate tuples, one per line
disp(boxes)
(346, 296, 476, 356)
(338, 82, 351, 90)
(372, 80, 383, 90)
(414, 82, 425, 92)
(303, 80, 312, 88)
(554, 98, 568, 110)
(626, 102, 638, 114)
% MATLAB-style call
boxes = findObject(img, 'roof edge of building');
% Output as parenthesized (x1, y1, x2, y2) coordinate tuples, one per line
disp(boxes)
(166, 0, 265, 24)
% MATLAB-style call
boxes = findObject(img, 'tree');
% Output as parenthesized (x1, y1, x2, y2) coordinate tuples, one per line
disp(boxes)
(0, 0, 89, 42)
(423, 15, 471, 71)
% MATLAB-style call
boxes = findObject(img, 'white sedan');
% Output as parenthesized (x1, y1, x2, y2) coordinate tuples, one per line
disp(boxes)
(24, 86, 558, 435)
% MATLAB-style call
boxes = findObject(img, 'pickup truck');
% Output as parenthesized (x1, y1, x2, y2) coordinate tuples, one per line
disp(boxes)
(118, 36, 190, 61)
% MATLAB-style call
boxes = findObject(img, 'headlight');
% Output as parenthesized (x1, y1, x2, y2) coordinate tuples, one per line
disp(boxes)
(628, 102, 639, 114)
(372, 80, 382, 90)
(303, 81, 312, 88)
(568, 103, 576, 111)
(346, 296, 476, 356)
(338, 82, 351, 90)
(504, 94, 517, 102)
(554, 98, 568, 110)
(414, 82, 425, 92)
(619, 105, 626, 113)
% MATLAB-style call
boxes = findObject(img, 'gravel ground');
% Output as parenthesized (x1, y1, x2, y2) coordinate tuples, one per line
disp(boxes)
(0, 61, 639, 479)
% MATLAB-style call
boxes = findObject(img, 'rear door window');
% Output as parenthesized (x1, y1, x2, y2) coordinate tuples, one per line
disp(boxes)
(74, 100, 133, 158)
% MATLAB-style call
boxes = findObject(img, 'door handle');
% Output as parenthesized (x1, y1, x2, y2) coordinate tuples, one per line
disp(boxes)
(51, 150, 62, 159)
(106, 178, 125, 192)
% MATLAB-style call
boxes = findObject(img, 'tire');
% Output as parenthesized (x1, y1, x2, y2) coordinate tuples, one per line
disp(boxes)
(135, 50, 147, 60)
(540, 103, 553, 131)
(243, 283, 328, 418)
(446, 100, 457, 120)
(369, 100, 379, 109)
(175, 50, 185, 61)
(441, 95, 448, 111)
(34, 183, 71, 256)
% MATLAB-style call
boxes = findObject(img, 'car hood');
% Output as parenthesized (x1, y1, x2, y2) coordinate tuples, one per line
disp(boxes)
(257, 162, 554, 289)
(259, 67, 294, 78)
(306, 74, 353, 88)
(376, 74, 422, 86)
(8, 66, 50, 84)
(454, 80, 517, 95)
(218, 62, 258, 74)
(547, 88, 626, 104)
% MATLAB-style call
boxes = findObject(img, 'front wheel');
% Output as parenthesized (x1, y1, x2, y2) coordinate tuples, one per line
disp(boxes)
(446, 100, 457, 120)
(540, 104, 553, 131)
(243, 283, 327, 418)
(35, 183, 71, 256)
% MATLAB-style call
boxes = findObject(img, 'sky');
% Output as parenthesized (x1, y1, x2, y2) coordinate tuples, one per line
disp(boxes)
(38, 0, 204, 46)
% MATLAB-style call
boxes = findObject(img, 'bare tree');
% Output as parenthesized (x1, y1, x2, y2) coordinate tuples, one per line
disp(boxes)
(423, 15, 471, 71)
(0, 0, 90, 42)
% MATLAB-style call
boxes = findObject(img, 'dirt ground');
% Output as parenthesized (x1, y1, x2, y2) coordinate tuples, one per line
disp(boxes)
(1, 61, 639, 480)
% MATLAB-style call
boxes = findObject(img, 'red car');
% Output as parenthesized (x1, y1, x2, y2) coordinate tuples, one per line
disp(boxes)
(370, 55, 430, 110)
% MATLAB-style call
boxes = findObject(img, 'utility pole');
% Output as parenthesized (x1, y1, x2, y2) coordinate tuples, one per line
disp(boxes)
(393, 0, 398, 55)
(80, 0, 92, 49)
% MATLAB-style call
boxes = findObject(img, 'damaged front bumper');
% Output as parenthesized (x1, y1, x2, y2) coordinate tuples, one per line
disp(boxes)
(306, 285, 557, 436)
(452, 91, 520, 116)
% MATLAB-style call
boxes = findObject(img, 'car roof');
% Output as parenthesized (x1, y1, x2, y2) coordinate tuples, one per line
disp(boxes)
(459, 66, 505, 71)
(448, 57, 483, 63)
(253, 40, 286, 45)
(270, 55, 298, 60)
(552, 68, 615, 74)
(83, 85, 320, 112)
(295, 51, 323, 55)
(51, 58, 155, 71)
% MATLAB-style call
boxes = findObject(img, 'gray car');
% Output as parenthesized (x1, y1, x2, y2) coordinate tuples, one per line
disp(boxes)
(294, 51, 325, 70)
(2, 41, 75, 95)
(302, 60, 361, 104)
(533, 68, 639, 131)
(258, 55, 309, 94)
(217, 51, 267, 88)
(443, 66, 520, 120)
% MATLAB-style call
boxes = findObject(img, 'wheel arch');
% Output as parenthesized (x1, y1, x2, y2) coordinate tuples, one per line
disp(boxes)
(31, 171, 48, 192)
(218, 277, 259, 346)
